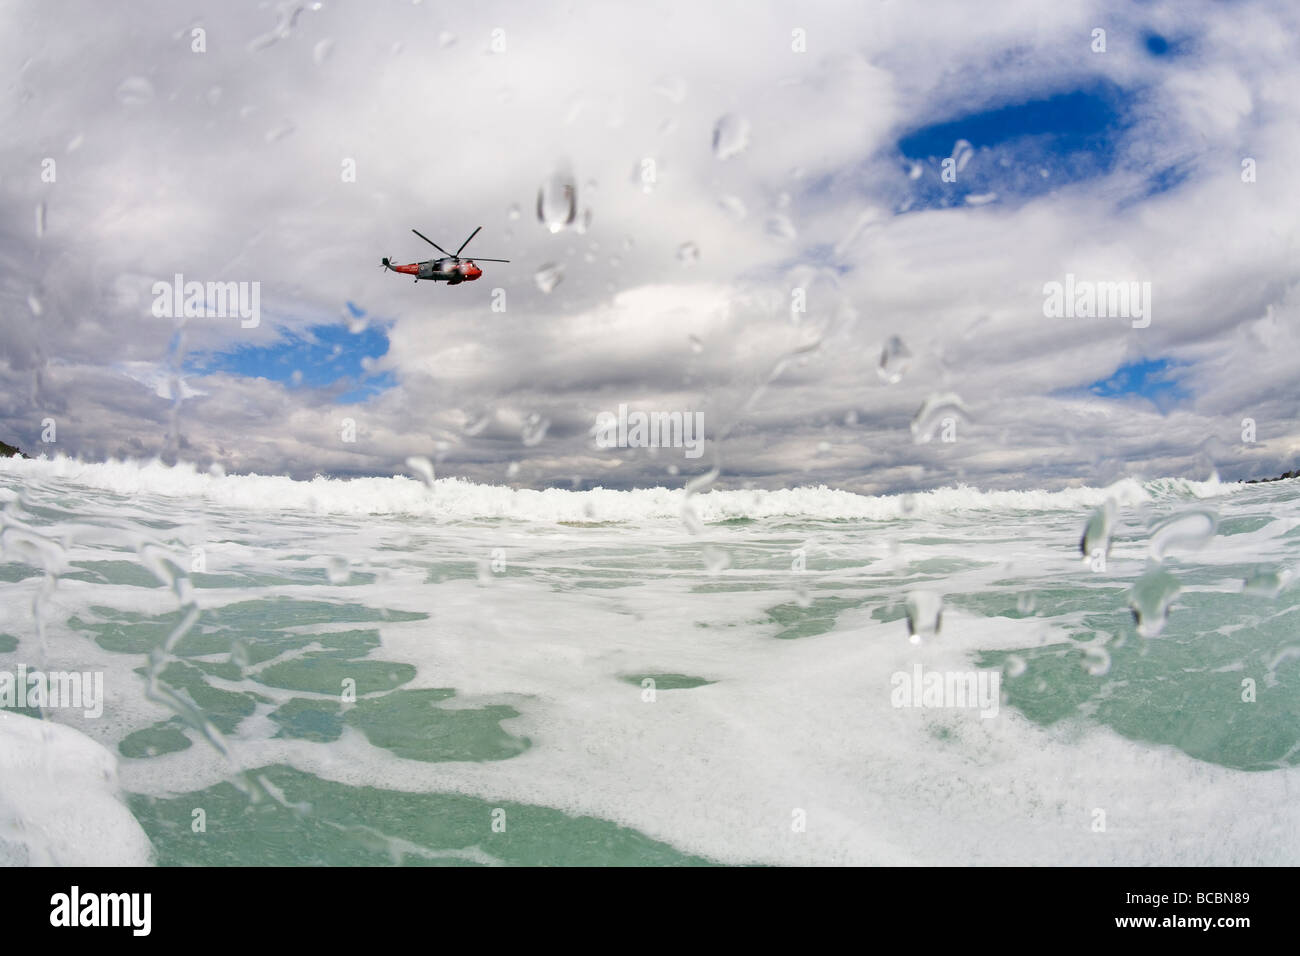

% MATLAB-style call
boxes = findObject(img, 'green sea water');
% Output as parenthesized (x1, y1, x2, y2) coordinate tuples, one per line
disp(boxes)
(2, 460, 1298, 865)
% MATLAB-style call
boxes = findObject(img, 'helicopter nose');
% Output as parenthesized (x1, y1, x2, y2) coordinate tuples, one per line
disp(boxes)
(464, 264, 482, 280)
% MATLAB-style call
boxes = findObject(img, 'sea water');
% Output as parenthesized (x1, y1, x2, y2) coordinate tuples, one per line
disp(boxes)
(1, 456, 1297, 865)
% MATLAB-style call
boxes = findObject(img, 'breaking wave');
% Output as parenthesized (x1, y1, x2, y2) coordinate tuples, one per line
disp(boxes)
(0, 455, 1242, 525)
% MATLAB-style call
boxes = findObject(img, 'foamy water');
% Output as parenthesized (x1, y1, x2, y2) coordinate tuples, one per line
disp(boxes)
(1, 456, 1297, 865)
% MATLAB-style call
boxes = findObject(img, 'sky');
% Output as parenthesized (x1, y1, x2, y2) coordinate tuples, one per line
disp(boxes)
(2, 0, 1298, 493)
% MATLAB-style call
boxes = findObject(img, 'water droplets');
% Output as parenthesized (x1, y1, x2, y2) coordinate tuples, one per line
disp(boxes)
(265, 121, 295, 143)
(1147, 510, 1216, 561)
(949, 139, 973, 173)
(676, 241, 699, 264)
(1127, 564, 1180, 638)
(312, 38, 335, 65)
(1242, 568, 1291, 598)
(534, 263, 564, 293)
(115, 76, 155, 106)
(537, 167, 577, 233)
(1081, 641, 1111, 677)
(405, 456, 435, 488)
(1080, 500, 1117, 561)
(764, 214, 796, 242)
(462, 409, 493, 436)
(910, 392, 969, 444)
(702, 545, 730, 574)
(325, 555, 351, 585)
(711, 113, 750, 160)
(652, 75, 687, 104)
(521, 414, 550, 446)
(681, 465, 719, 536)
(34, 202, 45, 239)
(904, 590, 943, 643)
(717, 195, 747, 220)
(877, 335, 911, 384)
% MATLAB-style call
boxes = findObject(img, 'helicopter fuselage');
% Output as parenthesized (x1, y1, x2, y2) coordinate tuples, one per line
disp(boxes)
(382, 227, 507, 285)
(387, 258, 483, 284)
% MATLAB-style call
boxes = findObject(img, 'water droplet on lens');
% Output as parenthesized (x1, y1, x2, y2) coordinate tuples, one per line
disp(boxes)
(313, 38, 335, 64)
(1242, 568, 1290, 598)
(35, 202, 46, 238)
(688, 334, 703, 353)
(1128, 563, 1180, 637)
(910, 392, 969, 444)
(116, 76, 155, 106)
(438, 31, 457, 47)
(537, 167, 577, 233)
(1080, 500, 1117, 560)
(506, 203, 520, 220)
(28, 294, 43, 316)
(265, 121, 295, 143)
(463, 410, 493, 436)
(877, 335, 911, 384)
(764, 214, 796, 241)
(717, 195, 747, 220)
(702, 546, 730, 574)
(1016, 592, 1036, 615)
(712, 113, 750, 160)
(652, 75, 687, 103)
(1082, 643, 1111, 676)
(904, 590, 943, 643)
(406, 456, 435, 487)
(521, 414, 550, 446)
(1148, 510, 1216, 561)
(326, 556, 350, 585)
(950, 139, 973, 172)
(676, 241, 699, 264)
(534, 263, 563, 293)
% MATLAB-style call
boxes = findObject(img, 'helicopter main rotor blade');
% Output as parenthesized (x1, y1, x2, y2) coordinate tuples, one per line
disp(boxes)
(411, 229, 453, 257)
(468, 257, 510, 262)
(454, 226, 483, 257)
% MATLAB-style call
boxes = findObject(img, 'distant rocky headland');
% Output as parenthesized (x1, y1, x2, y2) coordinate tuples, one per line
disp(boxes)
(0, 440, 25, 459)
(1245, 469, 1298, 483)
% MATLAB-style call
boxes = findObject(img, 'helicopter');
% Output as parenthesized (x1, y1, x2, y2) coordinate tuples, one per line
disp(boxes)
(381, 227, 509, 284)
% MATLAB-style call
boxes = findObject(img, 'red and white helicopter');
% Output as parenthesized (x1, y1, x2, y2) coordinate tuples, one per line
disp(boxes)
(381, 227, 509, 284)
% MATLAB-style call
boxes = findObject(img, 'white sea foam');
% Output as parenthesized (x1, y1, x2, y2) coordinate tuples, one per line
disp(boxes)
(0, 455, 1239, 525)
(0, 711, 153, 865)
(2, 454, 1294, 866)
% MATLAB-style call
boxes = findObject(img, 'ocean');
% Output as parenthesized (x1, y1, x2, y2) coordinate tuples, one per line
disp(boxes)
(1, 456, 1297, 865)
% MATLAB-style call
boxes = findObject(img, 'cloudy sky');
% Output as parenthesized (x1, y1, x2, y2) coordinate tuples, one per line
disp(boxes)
(3, 0, 1298, 493)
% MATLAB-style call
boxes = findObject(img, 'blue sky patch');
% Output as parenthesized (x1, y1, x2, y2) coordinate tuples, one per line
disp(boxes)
(892, 82, 1130, 209)
(188, 320, 393, 403)
(1084, 357, 1190, 411)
